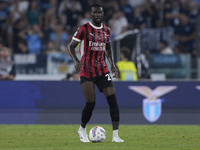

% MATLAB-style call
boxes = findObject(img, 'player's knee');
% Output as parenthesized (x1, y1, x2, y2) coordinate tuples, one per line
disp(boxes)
(103, 87, 115, 97)
(85, 98, 96, 103)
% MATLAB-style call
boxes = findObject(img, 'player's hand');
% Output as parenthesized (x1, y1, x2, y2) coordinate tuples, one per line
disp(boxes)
(75, 61, 83, 72)
(111, 65, 118, 78)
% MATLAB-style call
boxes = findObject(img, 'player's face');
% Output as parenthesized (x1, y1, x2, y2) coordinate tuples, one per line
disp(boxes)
(91, 7, 104, 25)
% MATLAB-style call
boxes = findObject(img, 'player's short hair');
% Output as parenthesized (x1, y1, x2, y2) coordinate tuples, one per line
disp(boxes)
(91, 3, 103, 9)
(121, 50, 130, 59)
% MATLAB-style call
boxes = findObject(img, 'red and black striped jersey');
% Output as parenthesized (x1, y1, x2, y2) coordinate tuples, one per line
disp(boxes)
(72, 21, 111, 78)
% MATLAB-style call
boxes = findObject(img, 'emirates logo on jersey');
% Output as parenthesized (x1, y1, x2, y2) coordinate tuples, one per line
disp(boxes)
(89, 41, 106, 51)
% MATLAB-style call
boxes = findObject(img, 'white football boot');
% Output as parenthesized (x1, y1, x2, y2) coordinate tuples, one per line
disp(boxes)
(112, 130, 124, 142)
(112, 136, 124, 142)
(78, 126, 90, 143)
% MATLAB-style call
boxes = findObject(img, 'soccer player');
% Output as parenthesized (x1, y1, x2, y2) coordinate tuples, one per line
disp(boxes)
(68, 4, 124, 143)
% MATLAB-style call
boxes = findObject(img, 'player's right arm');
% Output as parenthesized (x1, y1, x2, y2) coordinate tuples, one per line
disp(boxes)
(68, 40, 83, 72)
(68, 25, 85, 72)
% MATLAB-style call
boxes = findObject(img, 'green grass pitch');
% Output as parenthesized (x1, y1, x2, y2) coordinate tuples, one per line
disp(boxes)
(0, 125, 199, 150)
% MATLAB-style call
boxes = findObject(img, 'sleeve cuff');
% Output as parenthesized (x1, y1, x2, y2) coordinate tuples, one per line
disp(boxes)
(72, 37, 81, 42)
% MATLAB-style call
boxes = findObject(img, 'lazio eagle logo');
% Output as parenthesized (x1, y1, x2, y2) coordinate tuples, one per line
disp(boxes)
(128, 86, 177, 122)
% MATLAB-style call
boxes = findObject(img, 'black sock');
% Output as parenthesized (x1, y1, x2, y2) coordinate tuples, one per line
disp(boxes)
(112, 121, 119, 130)
(106, 95, 120, 130)
(81, 102, 95, 128)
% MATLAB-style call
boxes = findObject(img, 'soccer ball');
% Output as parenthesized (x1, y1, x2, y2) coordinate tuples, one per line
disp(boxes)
(89, 126, 106, 143)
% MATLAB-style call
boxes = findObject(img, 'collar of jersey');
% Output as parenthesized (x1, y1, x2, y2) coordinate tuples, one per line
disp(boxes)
(89, 21, 103, 29)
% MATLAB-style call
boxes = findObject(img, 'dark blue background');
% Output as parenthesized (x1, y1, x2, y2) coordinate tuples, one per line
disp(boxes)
(0, 81, 200, 109)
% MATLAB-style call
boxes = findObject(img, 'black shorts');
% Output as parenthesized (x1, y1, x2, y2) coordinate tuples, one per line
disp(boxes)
(80, 73, 114, 92)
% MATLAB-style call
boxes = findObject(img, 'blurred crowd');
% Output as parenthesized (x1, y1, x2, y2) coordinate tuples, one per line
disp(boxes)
(0, 0, 199, 56)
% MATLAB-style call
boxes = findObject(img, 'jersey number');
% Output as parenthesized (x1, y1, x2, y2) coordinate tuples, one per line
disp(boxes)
(105, 74, 112, 81)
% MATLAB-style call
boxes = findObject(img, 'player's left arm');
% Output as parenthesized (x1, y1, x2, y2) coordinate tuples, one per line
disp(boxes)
(106, 42, 118, 78)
